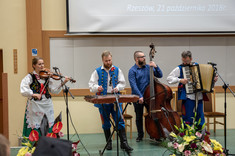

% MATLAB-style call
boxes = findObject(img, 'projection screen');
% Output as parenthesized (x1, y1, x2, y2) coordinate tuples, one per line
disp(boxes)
(67, 0, 235, 34)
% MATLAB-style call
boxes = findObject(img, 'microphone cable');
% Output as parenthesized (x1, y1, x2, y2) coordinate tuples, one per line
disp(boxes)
(62, 91, 91, 156)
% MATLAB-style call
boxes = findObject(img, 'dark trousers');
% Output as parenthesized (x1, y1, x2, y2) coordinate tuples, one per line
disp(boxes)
(133, 102, 146, 138)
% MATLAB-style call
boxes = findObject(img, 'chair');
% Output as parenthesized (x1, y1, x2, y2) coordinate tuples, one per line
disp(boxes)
(112, 90, 133, 139)
(204, 89, 225, 134)
(171, 88, 181, 115)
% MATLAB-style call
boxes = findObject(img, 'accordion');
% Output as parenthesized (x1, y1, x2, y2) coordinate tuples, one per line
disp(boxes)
(182, 64, 216, 94)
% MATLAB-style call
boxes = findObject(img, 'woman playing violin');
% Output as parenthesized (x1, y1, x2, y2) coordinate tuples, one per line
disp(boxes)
(20, 57, 70, 137)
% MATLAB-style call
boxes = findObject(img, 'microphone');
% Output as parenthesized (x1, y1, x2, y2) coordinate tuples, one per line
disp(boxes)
(207, 61, 217, 66)
(109, 76, 112, 87)
(149, 43, 155, 49)
(53, 67, 59, 70)
(53, 67, 59, 74)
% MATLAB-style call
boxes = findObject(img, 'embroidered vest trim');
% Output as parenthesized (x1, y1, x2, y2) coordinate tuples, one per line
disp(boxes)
(29, 73, 51, 99)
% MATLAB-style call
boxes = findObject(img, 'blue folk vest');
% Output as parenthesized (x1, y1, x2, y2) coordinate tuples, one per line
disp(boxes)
(94, 66, 119, 107)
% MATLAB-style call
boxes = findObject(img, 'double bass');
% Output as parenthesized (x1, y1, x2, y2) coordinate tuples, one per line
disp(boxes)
(144, 43, 181, 140)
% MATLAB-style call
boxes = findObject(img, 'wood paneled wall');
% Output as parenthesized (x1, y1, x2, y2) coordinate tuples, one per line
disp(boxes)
(26, 0, 43, 71)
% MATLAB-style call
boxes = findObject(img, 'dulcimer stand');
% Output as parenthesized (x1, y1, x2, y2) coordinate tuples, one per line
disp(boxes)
(84, 94, 139, 156)
(101, 92, 122, 156)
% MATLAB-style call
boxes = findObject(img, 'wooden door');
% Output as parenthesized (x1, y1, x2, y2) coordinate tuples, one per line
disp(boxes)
(0, 49, 9, 138)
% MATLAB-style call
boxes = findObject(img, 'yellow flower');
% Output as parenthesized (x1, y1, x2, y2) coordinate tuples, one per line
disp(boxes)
(17, 147, 25, 156)
(22, 141, 31, 148)
(31, 147, 36, 153)
(211, 139, 222, 147)
(210, 139, 223, 152)
(169, 132, 177, 138)
(17, 147, 29, 156)
(198, 153, 207, 156)
(181, 118, 184, 129)
(183, 135, 196, 143)
(170, 154, 176, 156)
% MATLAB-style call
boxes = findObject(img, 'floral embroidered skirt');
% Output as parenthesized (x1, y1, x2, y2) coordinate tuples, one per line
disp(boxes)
(22, 106, 53, 137)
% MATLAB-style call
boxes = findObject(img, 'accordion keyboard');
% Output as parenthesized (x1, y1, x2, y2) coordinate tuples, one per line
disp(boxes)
(182, 66, 194, 94)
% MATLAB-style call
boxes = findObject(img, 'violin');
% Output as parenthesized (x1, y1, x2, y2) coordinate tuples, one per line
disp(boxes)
(39, 68, 76, 83)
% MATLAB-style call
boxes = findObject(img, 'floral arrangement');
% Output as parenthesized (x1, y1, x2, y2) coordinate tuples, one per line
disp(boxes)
(17, 135, 36, 156)
(167, 115, 225, 156)
(17, 113, 80, 156)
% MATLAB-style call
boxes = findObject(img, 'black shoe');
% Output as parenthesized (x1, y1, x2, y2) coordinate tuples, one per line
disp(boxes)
(136, 136, 143, 142)
(106, 141, 112, 150)
(104, 129, 112, 150)
(118, 128, 133, 152)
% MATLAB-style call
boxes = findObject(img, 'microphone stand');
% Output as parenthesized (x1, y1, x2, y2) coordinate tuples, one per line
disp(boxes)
(55, 68, 75, 141)
(63, 83, 75, 141)
(213, 65, 235, 155)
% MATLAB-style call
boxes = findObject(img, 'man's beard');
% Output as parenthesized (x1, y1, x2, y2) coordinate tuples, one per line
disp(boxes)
(138, 60, 146, 67)
(104, 63, 112, 69)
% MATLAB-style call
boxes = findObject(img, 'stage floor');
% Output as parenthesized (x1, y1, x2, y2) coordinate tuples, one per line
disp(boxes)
(11, 129, 235, 156)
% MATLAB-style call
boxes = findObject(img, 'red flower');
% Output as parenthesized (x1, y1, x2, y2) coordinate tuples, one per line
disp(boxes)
(179, 132, 185, 137)
(72, 140, 80, 156)
(185, 121, 191, 125)
(29, 130, 39, 142)
(72, 140, 80, 149)
(111, 67, 115, 72)
(46, 132, 57, 138)
(190, 143, 197, 149)
(58, 131, 64, 137)
(72, 151, 80, 156)
(206, 131, 210, 135)
(204, 135, 211, 144)
(52, 121, 63, 133)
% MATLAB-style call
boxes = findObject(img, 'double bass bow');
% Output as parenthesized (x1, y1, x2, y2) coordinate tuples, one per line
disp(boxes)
(144, 43, 181, 141)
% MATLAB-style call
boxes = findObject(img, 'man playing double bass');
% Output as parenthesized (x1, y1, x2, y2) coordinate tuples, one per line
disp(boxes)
(128, 51, 163, 142)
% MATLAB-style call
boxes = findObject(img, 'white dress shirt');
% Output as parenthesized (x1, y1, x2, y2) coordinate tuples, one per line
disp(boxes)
(167, 66, 202, 100)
